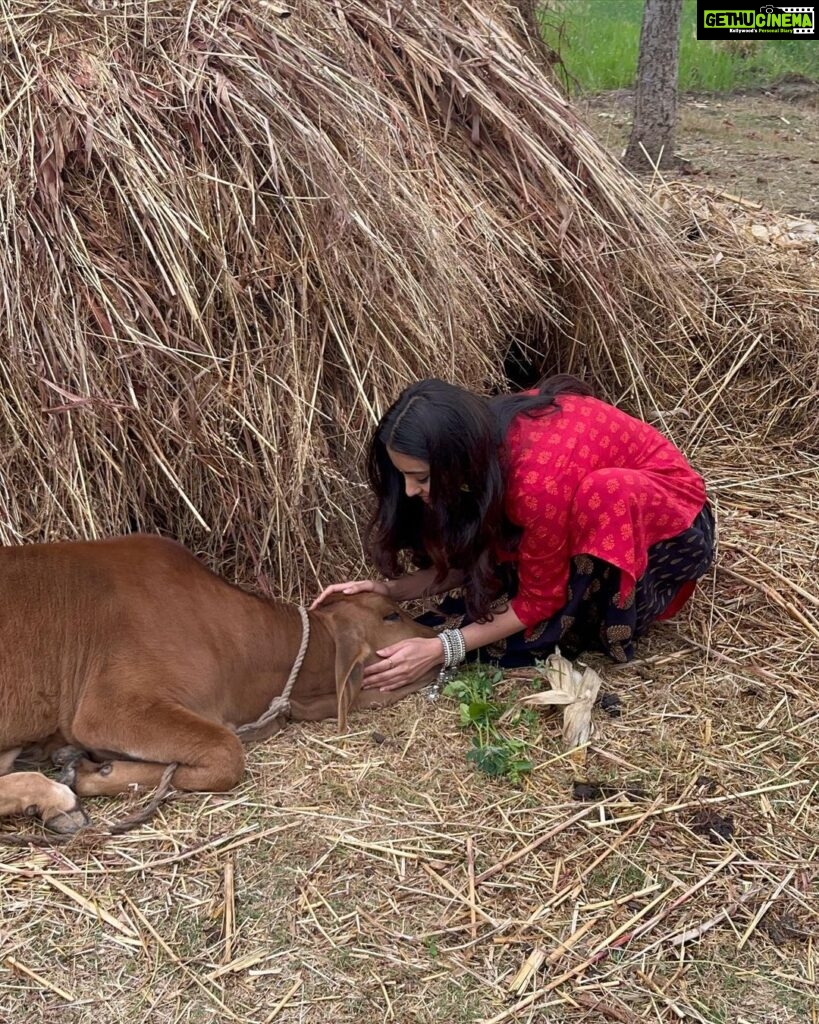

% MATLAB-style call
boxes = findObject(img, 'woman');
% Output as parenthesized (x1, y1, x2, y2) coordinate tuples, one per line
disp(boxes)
(312, 376, 714, 692)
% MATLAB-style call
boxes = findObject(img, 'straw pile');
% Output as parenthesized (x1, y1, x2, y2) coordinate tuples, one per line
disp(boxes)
(654, 182, 819, 449)
(0, 0, 707, 596)
(2, 2, 814, 591)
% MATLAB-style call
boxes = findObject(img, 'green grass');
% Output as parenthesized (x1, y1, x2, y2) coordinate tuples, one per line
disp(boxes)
(540, 0, 819, 93)
(443, 666, 537, 784)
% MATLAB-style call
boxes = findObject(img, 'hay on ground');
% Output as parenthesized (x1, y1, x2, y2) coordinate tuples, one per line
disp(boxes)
(1, 445, 816, 1024)
(654, 182, 819, 450)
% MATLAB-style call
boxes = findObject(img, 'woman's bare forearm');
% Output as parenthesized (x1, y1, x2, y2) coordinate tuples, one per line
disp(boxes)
(385, 567, 465, 601)
(461, 604, 525, 652)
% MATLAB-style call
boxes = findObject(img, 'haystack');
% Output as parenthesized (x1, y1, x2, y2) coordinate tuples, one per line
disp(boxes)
(1, 0, 715, 595)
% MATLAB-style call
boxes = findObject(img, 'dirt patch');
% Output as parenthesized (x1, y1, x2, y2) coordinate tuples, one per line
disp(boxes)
(579, 82, 819, 218)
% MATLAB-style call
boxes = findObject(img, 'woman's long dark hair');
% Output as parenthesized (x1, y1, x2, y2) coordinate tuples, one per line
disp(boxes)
(367, 374, 593, 621)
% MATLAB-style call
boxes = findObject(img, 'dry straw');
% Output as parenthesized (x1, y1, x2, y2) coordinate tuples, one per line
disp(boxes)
(2, 453, 817, 1022)
(0, 0, 744, 597)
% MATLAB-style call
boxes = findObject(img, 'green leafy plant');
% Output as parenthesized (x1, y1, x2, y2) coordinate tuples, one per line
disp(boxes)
(466, 737, 533, 783)
(444, 669, 534, 783)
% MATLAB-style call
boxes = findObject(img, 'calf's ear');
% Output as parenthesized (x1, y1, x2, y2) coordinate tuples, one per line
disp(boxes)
(332, 628, 370, 733)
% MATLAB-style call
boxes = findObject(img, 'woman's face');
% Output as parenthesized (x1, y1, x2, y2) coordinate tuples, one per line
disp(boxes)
(387, 446, 430, 504)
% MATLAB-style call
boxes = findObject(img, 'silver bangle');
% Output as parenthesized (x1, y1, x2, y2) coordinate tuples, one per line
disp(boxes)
(429, 628, 466, 700)
(442, 633, 454, 669)
(450, 627, 466, 666)
(438, 628, 466, 672)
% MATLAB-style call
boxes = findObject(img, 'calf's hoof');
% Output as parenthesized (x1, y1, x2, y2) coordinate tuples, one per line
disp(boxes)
(26, 779, 91, 834)
(43, 804, 90, 835)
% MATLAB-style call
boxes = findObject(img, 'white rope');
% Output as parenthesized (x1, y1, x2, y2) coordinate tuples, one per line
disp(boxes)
(236, 605, 310, 738)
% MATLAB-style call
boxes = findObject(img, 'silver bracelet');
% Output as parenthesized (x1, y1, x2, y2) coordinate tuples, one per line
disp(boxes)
(439, 631, 451, 668)
(450, 627, 466, 666)
(437, 627, 466, 676)
(425, 628, 467, 702)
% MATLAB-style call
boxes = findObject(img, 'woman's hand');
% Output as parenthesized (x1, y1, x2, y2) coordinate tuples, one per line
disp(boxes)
(361, 636, 443, 692)
(310, 579, 390, 610)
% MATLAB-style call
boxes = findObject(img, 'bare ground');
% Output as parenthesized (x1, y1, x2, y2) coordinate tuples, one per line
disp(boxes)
(580, 82, 819, 219)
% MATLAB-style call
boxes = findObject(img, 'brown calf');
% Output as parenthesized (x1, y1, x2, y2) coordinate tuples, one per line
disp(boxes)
(0, 534, 437, 834)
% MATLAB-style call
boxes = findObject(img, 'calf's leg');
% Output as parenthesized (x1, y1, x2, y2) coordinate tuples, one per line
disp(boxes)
(0, 771, 89, 834)
(69, 703, 246, 797)
(0, 748, 22, 775)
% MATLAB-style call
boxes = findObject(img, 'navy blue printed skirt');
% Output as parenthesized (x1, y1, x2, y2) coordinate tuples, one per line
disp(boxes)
(417, 504, 715, 666)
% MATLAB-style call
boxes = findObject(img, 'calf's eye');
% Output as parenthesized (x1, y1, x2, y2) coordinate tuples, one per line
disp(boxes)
(383, 611, 400, 622)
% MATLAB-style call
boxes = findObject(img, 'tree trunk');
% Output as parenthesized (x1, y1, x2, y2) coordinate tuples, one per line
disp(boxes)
(508, 1, 553, 64)
(623, 0, 683, 173)
(509, 0, 539, 37)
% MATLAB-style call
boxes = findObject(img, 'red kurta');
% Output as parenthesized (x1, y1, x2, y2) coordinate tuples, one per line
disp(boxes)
(502, 394, 708, 628)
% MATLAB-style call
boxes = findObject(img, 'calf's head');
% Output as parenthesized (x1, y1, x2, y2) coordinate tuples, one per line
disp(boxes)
(312, 592, 438, 731)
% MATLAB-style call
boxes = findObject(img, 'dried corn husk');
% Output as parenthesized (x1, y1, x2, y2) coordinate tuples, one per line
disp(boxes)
(517, 648, 603, 751)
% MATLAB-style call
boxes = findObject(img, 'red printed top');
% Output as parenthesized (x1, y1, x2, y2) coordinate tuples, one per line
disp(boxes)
(501, 394, 708, 628)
